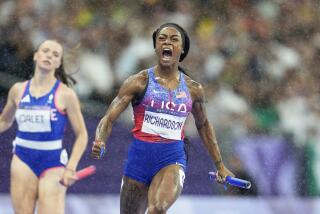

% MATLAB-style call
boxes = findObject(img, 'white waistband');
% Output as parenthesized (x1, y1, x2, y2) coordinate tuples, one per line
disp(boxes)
(13, 137, 62, 150)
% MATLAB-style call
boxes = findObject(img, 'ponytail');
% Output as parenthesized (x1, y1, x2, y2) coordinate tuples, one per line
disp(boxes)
(178, 66, 190, 77)
(55, 58, 76, 87)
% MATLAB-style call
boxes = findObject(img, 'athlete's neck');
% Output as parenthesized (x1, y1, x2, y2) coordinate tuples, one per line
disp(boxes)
(155, 64, 179, 80)
(154, 65, 180, 90)
(31, 70, 57, 97)
(32, 69, 56, 87)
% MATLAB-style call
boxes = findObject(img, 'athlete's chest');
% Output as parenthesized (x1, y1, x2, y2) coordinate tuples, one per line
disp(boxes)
(15, 94, 60, 132)
(142, 86, 192, 116)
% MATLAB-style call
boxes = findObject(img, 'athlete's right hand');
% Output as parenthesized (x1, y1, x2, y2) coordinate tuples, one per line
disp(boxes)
(60, 168, 78, 187)
(91, 140, 106, 159)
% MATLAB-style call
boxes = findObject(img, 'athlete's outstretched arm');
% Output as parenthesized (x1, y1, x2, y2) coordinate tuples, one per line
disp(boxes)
(0, 83, 21, 133)
(189, 81, 234, 182)
(92, 71, 147, 159)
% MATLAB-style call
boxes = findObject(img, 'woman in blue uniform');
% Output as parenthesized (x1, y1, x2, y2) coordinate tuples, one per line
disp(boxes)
(0, 40, 88, 214)
(92, 23, 234, 214)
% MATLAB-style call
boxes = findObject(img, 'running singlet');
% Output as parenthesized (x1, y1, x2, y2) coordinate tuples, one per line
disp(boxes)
(14, 80, 67, 150)
(132, 67, 192, 142)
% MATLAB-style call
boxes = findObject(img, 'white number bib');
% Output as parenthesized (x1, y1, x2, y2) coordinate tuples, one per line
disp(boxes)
(141, 110, 186, 140)
(16, 109, 52, 132)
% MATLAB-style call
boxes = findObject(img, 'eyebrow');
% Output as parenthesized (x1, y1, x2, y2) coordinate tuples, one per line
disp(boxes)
(159, 33, 180, 37)
(41, 46, 60, 54)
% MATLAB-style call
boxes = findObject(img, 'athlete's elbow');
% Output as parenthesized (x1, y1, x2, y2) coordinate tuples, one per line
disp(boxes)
(75, 127, 88, 141)
(0, 120, 13, 133)
(76, 131, 88, 148)
(82, 131, 89, 143)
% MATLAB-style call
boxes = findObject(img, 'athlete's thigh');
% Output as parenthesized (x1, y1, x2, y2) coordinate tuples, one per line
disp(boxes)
(148, 164, 185, 209)
(120, 176, 149, 214)
(38, 167, 66, 214)
(10, 155, 39, 214)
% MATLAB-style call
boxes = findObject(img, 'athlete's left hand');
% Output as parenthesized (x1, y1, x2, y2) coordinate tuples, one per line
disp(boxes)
(216, 165, 235, 184)
(91, 140, 106, 159)
(59, 168, 78, 187)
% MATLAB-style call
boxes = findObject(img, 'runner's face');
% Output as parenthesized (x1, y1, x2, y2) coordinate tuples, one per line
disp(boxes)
(155, 26, 183, 65)
(34, 40, 63, 72)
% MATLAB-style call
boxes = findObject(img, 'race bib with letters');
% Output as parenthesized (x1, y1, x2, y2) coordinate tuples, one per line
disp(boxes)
(16, 108, 52, 132)
(141, 110, 186, 140)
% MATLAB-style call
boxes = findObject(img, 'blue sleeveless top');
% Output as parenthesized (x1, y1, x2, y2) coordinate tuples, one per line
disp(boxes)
(14, 80, 67, 150)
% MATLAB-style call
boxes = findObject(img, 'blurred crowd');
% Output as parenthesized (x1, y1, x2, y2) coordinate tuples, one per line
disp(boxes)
(1, 0, 320, 196)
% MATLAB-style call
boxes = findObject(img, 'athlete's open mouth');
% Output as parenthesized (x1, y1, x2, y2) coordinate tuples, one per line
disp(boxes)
(162, 48, 173, 59)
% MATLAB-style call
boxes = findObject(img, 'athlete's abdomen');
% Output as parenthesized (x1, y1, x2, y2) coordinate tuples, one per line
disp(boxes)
(132, 104, 176, 142)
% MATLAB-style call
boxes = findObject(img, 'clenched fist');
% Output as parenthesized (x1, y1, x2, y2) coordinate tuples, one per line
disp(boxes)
(91, 140, 106, 159)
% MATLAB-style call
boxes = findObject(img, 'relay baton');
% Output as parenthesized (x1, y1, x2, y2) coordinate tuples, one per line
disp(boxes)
(60, 165, 96, 186)
(208, 171, 251, 189)
(99, 146, 106, 159)
(76, 165, 96, 180)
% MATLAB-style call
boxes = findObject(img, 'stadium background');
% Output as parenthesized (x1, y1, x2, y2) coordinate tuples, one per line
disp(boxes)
(1, 0, 320, 213)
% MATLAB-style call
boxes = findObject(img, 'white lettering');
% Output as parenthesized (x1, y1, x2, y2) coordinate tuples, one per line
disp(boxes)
(161, 100, 165, 109)
(51, 109, 58, 121)
(151, 100, 188, 113)
(141, 111, 186, 140)
(177, 104, 187, 113)
(165, 102, 175, 111)
(15, 109, 52, 132)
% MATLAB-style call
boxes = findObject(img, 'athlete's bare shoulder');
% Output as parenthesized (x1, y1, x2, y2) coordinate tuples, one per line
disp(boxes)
(56, 82, 75, 97)
(54, 82, 79, 111)
(126, 69, 148, 86)
(119, 69, 148, 95)
(184, 75, 205, 103)
(57, 82, 68, 90)
(9, 81, 28, 105)
(10, 81, 27, 92)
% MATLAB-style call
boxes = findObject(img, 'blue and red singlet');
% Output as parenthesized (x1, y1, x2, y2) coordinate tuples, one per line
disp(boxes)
(13, 80, 68, 177)
(132, 67, 192, 142)
(124, 67, 192, 185)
